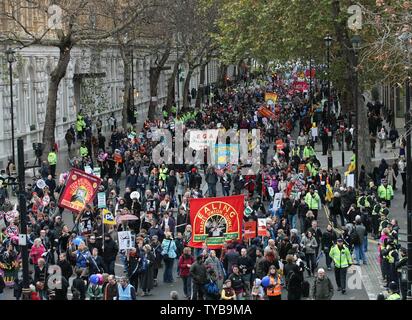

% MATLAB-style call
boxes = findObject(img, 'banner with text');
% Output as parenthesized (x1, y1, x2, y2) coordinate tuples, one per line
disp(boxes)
(58, 168, 101, 214)
(188, 195, 244, 249)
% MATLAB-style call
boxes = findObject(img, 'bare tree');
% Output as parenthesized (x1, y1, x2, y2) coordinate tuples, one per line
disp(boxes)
(0, 0, 142, 155)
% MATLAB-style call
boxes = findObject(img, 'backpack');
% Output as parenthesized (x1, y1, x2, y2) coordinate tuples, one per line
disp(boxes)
(204, 280, 219, 296)
(137, 256, 148, 274)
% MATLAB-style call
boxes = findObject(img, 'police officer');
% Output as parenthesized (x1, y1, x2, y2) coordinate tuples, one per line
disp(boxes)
(47, 148, 57, 178)
(386, 281, 401, 300)
(329, 238, 352, 295)
(377, 179, 394, 207)
(381, 239, 398, 288)
(378, 207, 390, 235)
(80, 142, 89, 158)
(395, 247, 408, 300)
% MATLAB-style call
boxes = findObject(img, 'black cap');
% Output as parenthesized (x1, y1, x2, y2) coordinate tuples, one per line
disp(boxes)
(337, 238, 343, 242)
(389, 281, 398, 292)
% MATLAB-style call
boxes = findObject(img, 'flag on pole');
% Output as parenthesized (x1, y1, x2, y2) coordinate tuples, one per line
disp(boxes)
(102, 209, 116, 225)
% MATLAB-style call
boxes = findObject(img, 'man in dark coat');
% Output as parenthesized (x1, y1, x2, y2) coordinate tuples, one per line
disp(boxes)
(102, 233, 118, 275)
(190, 255, 208, 300)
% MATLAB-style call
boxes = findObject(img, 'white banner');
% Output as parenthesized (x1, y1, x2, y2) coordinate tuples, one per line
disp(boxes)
(273, 192, 283, 211)
(118, 231, 134, 250)
(189, 129, 219, 150)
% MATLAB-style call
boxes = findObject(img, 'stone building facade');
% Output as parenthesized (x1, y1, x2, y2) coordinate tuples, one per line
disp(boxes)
(0, 44, 222, 168)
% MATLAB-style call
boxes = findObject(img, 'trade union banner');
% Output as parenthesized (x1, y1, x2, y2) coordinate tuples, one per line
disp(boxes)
(58, 168, 102, 214)
(264, 92, 278, 105)
(188, 195, 244, 249)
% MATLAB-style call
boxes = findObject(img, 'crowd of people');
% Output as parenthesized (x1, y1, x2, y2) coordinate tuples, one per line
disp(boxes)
(0, 69, 407, 301)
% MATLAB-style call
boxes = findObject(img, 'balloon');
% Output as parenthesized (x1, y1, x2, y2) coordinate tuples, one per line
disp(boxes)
(261, 276, 270, 288)
(73, 237, 83, 246)
(89, 274, 99, 285)
(97, 274, 104, 285)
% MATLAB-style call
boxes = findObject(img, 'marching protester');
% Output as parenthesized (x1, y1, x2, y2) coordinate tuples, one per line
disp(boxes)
(0, 67, 404, 303)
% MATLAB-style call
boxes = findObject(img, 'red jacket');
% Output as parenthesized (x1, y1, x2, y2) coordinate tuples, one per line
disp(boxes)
(178, 255, 195, 277)
(29, 245, 46, 265)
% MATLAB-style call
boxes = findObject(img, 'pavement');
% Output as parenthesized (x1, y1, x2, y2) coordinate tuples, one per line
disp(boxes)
(1, 109, 406, 300)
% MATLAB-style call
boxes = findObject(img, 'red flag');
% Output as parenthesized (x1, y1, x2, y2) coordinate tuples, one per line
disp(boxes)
(188, 195, 244, 249)
(58, 168, 102, 214)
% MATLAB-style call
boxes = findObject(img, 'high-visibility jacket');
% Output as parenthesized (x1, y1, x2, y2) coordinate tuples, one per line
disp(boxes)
(80, 146, 88, 157)
(384, 249, 396, 264)
(305, 192, 320, 210)
(266, 275, 282, 296)
(291, 147, 300, 157)
(76, 115, 86, 132)
(159, 168, 169, 181)
(329, 245, 352, 268)
(386, 293, 401, 300)
(303, 146, 315, 159)
(377, 185, 394, 201)
(47, 152, 57, 165)
(372, 204, 382, 216)
(306, 163, 317, 177)
(357, 196, 371, 209)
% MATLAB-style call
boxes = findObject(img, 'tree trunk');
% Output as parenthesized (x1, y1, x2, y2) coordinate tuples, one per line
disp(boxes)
(122, 51, 131, 130)
(358, 89, 372, 174)
(42, 44, 72, 158)
(217, 63, 227, 88)
(166, 61, 178, 113)
(237, 59, 243, 81)
(195, 63, 206, 108)
(331, 0, 372, 174)
(148, 49, 171, 121)
(148, 66, 161, 121)
(183, 68, 193, 109)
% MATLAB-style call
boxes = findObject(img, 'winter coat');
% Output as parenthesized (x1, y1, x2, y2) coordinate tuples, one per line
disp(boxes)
(300, 236, 318, 255)
(104, 283, 119, 300)
(190, 261, 208, 285)
(29, 245, 46, 265)
(204, 256, 225, 280)
(178, 254, 195, 277)
(312, 276, 334, 300)
(102, 239, 118, 263)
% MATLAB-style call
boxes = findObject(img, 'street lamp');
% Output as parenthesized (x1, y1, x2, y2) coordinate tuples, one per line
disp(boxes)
(5, 48, 16, 164)
(130, 49, 136, 125)
(324, 35, 333, 170)
(351, 34, 361, 187)
(400, 29, 412, 300)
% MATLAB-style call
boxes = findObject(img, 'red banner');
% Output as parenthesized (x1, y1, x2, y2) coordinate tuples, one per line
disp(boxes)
(292, 81, 309, 92)
(305, 68, 316, 78)
(258, 218, 268, 237)
(257, 106, 277, 120)
(58, 168, 101, 214)
(188, 195, 244, 249)
(244, 221, 257, 240)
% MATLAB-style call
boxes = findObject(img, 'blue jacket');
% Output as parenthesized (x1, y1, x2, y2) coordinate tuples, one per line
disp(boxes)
(161, 239, 177, 259)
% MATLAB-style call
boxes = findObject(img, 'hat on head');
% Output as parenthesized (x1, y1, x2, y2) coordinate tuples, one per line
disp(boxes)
(388, 281, 398, 292)
(337, 238, 343, 242)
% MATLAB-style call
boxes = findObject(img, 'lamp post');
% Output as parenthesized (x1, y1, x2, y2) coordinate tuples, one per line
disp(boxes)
(351, 34, 361, 187)
(176, 32, 180, 112)
(324, 35, 333, 170)
(130, 49, 136, 125)
(6, 48, 16, 164)
(400, 29, 412, 300)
